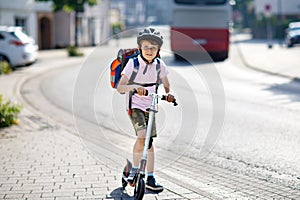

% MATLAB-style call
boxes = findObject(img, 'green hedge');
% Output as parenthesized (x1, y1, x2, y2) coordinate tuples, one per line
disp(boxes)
(0, 61, 12, 75)
(0, 95, 22, 128)
(66, 46, 84, 57)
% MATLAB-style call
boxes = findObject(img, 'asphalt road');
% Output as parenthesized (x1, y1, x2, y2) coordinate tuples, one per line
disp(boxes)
(21, 35, 300, 198)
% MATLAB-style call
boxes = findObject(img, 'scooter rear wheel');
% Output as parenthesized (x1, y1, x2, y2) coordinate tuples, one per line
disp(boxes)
(134, 176, 145, 200)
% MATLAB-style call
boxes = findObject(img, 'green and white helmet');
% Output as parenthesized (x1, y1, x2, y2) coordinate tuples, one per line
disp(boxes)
(137, 28, 163, 47)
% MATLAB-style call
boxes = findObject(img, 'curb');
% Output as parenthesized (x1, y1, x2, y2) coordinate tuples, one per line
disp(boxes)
(235, 41, 298, 80)
(13, 48, 94, 134)
(17, 62, 81, 133)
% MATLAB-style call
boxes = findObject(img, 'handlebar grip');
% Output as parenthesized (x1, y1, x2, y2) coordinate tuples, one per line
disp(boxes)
(172, 99, 178, 106)
(132, 88, 137, 95)
(132, 89, 148, 96)
(162, 95, 178, 106)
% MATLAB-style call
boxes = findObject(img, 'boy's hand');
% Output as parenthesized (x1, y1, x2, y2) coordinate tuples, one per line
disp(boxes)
(136, 87, 148, 96)
(166, 94, 175, 102)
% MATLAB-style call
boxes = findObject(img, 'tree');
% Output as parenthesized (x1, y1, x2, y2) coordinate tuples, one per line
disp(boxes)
(232, 0, 254, 29)
(36, 0, 98, 46)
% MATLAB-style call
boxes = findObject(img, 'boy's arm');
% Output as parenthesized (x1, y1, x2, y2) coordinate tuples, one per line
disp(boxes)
(161, 76, 175, 102)
(117, 75, 147, 95)
(161, 76, 170, 94)
(117, 75, 134, 93)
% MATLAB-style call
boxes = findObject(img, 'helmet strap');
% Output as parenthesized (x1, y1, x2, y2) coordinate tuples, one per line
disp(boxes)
(156, 49, 160, 58)
(139, 49, 160, 64)
(139, 49, 153, 64)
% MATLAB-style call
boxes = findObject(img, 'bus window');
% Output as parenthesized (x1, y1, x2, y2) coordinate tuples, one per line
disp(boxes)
(174, 0, 227, 5)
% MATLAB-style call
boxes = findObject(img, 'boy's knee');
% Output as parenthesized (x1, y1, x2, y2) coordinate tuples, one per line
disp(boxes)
(137, 137, 153, 150)
(136, 138, 145, 149)
(148, 137, 153, 149)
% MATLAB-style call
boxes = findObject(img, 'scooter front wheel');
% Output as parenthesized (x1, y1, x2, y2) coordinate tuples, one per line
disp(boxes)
(122, 177, 128, 189)
(134, 176, 145, 200)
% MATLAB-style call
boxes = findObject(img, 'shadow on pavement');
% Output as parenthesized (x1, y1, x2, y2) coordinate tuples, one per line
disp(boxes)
(110, 187, 132, 199)
(109, 187, 163, 199)
(145, 188, 163, 194)
(265, 78, 300, 102)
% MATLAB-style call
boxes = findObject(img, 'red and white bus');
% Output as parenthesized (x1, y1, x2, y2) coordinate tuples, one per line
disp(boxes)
(170, 0, 232, 61)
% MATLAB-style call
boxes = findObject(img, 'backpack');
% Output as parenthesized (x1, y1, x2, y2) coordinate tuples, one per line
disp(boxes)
(110, 48, 161, 89)
(110, 48, 140, 88)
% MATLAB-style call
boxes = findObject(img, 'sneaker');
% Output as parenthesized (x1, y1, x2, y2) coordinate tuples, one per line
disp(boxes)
(146, 176, 164, 192)
(127, 167, 138, 185)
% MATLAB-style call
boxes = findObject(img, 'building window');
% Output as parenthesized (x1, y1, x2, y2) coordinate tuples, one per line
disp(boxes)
(15, 17, 27, 32)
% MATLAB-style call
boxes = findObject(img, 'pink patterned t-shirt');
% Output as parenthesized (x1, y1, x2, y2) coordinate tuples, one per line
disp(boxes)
(121, 55, 168, 112)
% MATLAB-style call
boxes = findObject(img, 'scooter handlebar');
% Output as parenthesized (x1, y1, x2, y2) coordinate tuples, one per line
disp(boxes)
(161, 95, 178, 106)
(132, 89, 178, 106)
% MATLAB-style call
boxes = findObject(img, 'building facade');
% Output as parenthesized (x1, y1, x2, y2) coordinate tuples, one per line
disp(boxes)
(110, 0, 171, 29)
(254, 0, 300, 18)
(0, 0, 110, 49)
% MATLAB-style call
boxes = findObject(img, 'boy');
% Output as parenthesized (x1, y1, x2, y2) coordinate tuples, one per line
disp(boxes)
(117, 28, 174, 192)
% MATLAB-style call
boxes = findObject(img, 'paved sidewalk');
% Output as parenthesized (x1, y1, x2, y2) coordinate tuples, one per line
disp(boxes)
(0, 50, 119, 200)
(233, 33, 300, 80)
(0, 115, 121, 200)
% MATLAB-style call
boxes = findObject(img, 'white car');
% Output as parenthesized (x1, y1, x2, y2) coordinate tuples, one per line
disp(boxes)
(0, 26, 38, 68)
(285, 22, 300, 48)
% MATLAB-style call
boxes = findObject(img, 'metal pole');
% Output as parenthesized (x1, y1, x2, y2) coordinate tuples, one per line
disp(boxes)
(75, 11, 78, 47)
(278, 0, 283, 47)
(267, 16, 273, 49)
(145, 0, 148, 25)
(265, 4, 273, 49)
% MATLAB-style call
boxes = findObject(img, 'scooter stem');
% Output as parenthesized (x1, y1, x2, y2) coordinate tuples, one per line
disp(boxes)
(140, 94, 157, 174)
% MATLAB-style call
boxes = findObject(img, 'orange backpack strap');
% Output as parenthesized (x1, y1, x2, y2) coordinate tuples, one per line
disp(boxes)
(110, 58, 121, 88)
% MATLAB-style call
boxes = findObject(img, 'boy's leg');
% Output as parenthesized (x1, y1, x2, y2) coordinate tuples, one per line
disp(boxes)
(146, 144, 163, 192)
(127, 129, 146, 184)
(133, 129, 146, 166)
(129, 109, 147, 167)
(130, 130, 156, 184)
(147, 145, 154, 173)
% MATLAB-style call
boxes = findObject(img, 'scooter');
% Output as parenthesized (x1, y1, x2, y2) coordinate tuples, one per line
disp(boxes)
(121, 90, 177, 200)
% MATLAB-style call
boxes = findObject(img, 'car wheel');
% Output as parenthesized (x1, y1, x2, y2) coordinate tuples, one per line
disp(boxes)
(286, 40, 293, 48)
(0, 55, 5, 62)
(0, 55, 14, 70)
